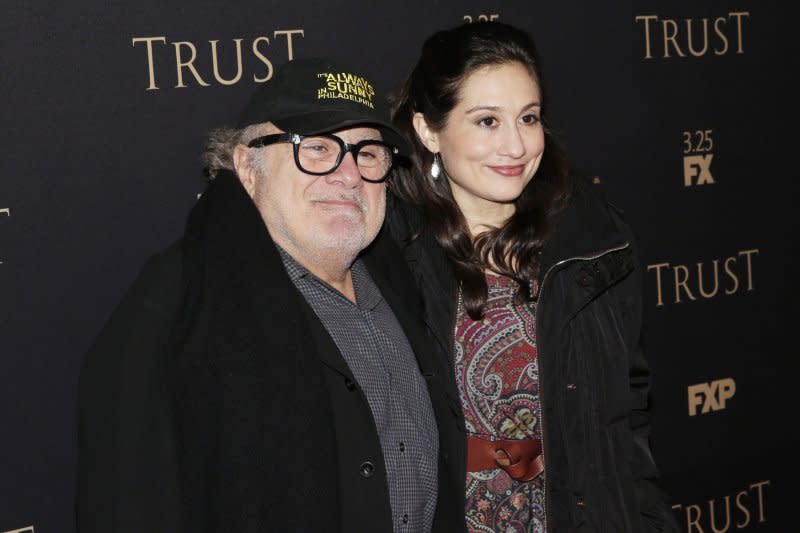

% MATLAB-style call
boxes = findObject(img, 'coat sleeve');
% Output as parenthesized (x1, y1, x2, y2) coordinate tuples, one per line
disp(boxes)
(76, 248, 183, 533)
(616, 213, 680, 533)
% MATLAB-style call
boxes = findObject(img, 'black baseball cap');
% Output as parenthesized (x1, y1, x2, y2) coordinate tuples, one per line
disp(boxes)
(237, 57, 410, 155)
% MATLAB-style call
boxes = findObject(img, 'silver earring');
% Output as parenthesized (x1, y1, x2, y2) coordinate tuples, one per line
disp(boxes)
(430, 153, 442, 180)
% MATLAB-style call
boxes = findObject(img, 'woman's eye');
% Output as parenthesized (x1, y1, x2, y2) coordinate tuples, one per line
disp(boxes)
(521, 114, 540, 125)
(477, 116, 497, 128)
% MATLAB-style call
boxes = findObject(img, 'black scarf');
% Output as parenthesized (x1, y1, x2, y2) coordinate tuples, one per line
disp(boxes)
(168, 170, 341, 532)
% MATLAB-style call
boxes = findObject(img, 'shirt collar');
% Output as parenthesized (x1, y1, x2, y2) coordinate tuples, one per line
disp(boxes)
(276, 245, 309, 282)
(277, 245, 382, 311)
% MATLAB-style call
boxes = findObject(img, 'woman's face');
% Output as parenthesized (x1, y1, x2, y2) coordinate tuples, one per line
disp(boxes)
(416, 61, 545, 221)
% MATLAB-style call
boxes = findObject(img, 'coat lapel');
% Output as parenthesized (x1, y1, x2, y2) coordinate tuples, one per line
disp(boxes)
(362, 227, 440, 378)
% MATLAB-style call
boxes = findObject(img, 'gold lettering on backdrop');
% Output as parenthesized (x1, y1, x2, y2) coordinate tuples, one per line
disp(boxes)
(131, 31, 305, 89)
(750, 480, 769, 523)
(463, 14, 500, 23)
(687, 377, 735, 416)
(210, 39, 243, 85)
(708, 496, 730, 533)
(0, 208, 9, 265)
(636, 15, 657, 58)
(252, 36, 274, 83)
(683, 154, 714, 186)
(696, 259, 720, 298)
(734, 490, 751, 527)
(729, 12, 749, 54)
(714, 18, 729, 55)
(673, 264, 694, 303)
(684, 504, 702, 531)
(647, 249, 759, 306)
(685, 18, 710, 57)
(635, 12, 749, 59)
(662, 18, 684, 58)
(738, 249, 758, 291)
(132, 36, 167, 90)
(672, 481, 769, 531)
(683, 129, 715, 186)
(647, 261, 669, 307)
(273, 29, 304, 61)
(723, 256, 739, 295)
(173, 41, 211, 88)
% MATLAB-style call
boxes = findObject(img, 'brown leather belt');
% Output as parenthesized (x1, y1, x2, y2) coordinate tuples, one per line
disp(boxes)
(467, 436, 544, 482)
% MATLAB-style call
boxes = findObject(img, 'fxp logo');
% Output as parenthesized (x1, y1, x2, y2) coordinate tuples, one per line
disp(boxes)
(688, 378, 736, 416)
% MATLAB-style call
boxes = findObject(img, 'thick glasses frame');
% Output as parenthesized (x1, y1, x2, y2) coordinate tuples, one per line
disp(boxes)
(247, 132, 398, 183)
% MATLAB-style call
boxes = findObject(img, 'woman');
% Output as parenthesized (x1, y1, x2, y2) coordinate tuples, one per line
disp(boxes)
(389, 21, 678, 532)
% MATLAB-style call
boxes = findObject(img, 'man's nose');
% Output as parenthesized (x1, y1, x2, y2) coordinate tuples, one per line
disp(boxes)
(326, 151, 362, 187)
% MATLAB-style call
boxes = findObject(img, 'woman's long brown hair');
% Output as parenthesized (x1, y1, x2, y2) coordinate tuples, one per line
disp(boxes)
(391, 21, 572, 318)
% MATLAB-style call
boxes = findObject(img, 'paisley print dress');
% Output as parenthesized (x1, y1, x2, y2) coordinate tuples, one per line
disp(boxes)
(455, 274, 546, 533)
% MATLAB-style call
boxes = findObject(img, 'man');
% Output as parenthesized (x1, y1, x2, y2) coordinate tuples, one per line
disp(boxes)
(77, 58, 466, 533)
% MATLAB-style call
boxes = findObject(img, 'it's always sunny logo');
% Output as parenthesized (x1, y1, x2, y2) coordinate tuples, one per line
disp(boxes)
(316, 72, 375, 109)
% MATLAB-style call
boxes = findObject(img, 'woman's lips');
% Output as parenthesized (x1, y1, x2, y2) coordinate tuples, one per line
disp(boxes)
(488, 165, 525, 177)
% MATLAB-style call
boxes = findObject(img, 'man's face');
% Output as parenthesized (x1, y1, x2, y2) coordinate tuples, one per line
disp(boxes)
(238, 124, 387, 272)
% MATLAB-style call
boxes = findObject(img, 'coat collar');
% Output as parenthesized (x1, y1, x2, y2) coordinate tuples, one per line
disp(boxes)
(182, 169, 437, 380)
(361, 227, 442, 379)
(538, 177, 630, 283)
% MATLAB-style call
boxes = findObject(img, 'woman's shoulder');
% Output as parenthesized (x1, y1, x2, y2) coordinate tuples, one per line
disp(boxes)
(558, 176, 632, 230)
(563, 175, 611, 213)
(543, 176, 635, 264)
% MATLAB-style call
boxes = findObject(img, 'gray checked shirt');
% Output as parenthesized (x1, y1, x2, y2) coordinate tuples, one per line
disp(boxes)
(278, 247, 439, 533)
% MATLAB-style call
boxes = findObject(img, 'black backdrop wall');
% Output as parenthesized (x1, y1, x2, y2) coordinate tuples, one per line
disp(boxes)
(1, 1, 797, 532)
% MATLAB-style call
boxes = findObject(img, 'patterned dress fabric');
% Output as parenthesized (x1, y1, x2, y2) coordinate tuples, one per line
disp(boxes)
(455, 274, 546, 533)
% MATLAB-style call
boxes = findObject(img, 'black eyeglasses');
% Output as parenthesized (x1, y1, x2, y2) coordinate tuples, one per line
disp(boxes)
(247, 133, 398, 183)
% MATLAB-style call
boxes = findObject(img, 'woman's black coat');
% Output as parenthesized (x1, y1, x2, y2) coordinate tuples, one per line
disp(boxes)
(386, 177, 679, 533)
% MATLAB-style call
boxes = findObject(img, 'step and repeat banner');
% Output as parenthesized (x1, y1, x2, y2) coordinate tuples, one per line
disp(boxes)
(1, 1, 795, 531)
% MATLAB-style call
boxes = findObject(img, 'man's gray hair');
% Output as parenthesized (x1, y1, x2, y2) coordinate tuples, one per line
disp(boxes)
(202, 124, 264, 179)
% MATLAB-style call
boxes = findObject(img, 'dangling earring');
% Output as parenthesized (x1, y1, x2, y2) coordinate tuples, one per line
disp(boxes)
(430, 152, 442, 180)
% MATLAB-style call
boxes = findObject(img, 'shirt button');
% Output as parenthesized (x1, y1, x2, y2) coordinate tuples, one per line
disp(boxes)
(359, 460, 375, 478)
(344, 378, 356, 391)
(399, 442, 405, 452)
(402, 514, 409, 524)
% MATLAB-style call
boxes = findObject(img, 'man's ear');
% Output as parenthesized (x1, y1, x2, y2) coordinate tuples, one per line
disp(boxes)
(412, 112, 440, 154)
(233, 144, 256, 198)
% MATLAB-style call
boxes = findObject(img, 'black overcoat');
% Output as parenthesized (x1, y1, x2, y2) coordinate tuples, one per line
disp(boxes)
(76, 171, 467, 532)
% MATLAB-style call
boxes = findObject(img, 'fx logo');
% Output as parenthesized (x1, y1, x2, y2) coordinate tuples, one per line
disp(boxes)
(682, 129, 715, 186)
(688, 378, 736, 416)
(683, 154, 714, 186)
